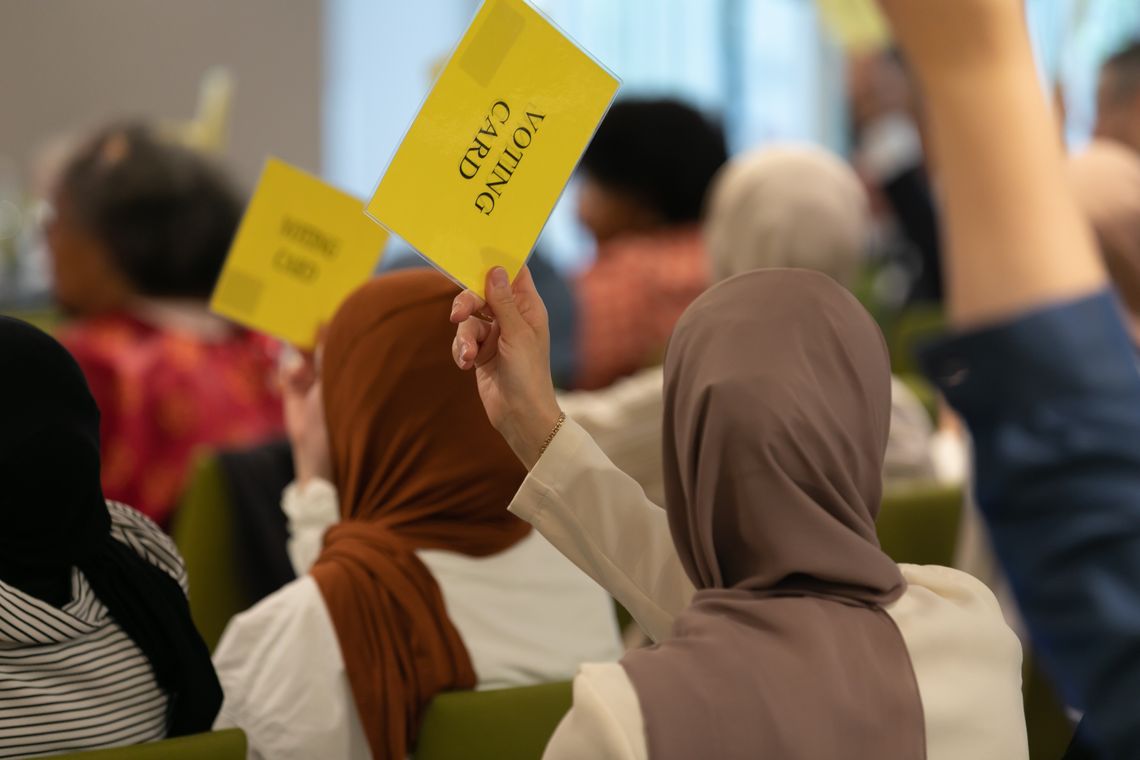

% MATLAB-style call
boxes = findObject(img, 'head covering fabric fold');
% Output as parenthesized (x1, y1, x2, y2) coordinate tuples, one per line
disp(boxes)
(1067, 139, 1140, 342)
(621, 270, 926, 760)
(0, 316, 222, 736)
(704, 145, 871, 288)
(310, 269, 530, 760)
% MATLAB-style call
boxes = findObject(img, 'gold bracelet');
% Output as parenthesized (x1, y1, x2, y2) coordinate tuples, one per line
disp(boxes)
(538, 411, 567, 457)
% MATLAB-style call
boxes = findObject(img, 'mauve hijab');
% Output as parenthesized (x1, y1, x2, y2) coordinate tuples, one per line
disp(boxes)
(621, 269, 926, 759)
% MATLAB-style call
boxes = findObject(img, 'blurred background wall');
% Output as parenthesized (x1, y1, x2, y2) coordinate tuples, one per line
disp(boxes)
(1, 0, 1138, 293)
(0, 0, 323, 186)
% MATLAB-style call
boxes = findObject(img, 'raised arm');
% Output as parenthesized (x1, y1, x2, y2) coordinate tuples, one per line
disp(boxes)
(878, 1, 1140, 755)
(451, 268, 693, 641)
(877, 0, 1106, 325)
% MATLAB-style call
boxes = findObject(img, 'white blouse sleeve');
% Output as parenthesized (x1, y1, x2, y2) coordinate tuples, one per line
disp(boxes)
(213, 576, 370, 760)
(281, 480, 340, 576)
(544, 663, 647, 760)
(508, 418, 695, 644)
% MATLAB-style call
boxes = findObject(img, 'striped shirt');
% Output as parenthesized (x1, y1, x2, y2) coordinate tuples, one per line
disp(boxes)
(0, 502, 186, 758)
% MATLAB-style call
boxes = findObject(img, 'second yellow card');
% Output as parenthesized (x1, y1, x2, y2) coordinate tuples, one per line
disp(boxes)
(211, 158, 388, 348)
(367, 0, 620, 297)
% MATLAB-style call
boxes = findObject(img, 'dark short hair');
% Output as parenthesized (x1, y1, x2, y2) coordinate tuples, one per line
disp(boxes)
(58, 123, 244, 299)
(580, 98, 728, 225)
(1104, 41, 1140, 103)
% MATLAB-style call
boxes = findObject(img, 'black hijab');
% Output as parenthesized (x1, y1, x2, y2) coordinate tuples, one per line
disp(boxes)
(0, 316, 222, 736)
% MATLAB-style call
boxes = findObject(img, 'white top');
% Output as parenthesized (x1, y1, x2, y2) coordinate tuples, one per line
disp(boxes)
(510, 419, 1029, 760)
(213, 480, 623, 760)
(0, 503, 185, 759)
(559, 367, 937, 508)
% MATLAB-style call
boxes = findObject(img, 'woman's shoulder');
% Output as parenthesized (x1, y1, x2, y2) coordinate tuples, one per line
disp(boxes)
(896, 563, 1006, 616)
(544, 663, 646, 760)
(890, 564, 1024, 693)
(106, 501, 188, 593)
(891, 571, 1029, 758)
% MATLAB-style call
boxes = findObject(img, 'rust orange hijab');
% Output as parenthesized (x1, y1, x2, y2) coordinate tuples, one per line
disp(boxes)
(310, 270, 530, 759)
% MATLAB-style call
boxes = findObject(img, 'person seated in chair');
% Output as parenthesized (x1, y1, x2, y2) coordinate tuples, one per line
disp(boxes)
(213, 270, 622, 760)
(48, 123, 283, 527)
(0, 317, 220, 758)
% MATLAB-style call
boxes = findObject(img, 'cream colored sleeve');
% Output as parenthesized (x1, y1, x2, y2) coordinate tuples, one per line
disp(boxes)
(543, 664, 647, 760)
(556, 366, 667, 506)
(509, 418, 695, 644)
(281, 479, 340, 576)
(889, 564, 1029, 760)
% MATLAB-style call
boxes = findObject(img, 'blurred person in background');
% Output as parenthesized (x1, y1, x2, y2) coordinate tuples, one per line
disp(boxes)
(559, 145, 936, 508)
(1096, 41, 1140, 156)
(1068, 139, 1140, 343)
(46, 123, 283, 527)
(849, 49, 944, 306)
(571, 98, 727, 390)
(384, 249, 580, 389)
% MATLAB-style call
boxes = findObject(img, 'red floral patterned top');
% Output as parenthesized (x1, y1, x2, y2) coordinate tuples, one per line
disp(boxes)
(60, 312, 284, 528)
(573, 227, 710, 391)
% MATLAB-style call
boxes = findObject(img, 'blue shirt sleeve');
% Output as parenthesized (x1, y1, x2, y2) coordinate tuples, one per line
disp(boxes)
(920, 291, 1140, 760)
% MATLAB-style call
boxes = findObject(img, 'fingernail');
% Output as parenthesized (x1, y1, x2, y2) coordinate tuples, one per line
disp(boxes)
(459, 340, 471, 363)
(490, 267, 509, 291)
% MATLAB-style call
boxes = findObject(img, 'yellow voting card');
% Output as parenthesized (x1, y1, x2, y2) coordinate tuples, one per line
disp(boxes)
(816, 0, 891, 52)
(210, 158, 388, 348)
(366, 0, 619, 297)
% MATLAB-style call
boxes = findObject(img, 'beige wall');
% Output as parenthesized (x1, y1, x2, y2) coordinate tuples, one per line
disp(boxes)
(0, 0, 323, 190)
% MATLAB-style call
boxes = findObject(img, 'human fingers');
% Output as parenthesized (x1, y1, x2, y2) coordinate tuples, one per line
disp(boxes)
(453, 317, 493, 370)
(451, 289, 488, 325)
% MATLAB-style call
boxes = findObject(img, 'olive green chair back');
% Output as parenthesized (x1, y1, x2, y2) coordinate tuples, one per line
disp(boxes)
(889, 306, 946, 376)
(877, 483, 963, 567)
(172, 454, 245, 651)
(48, 729, 246, 759)
(0, 306, 62, 334)
(413, 682, 573, 760)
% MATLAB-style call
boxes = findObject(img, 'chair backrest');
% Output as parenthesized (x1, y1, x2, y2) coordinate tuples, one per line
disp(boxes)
(0, 306, 62, 334)
(413, 682, 573, 760)
(889, 305, 946, 375)
(171, 454, 246, 651)
(46, 729, 247, 759)
(877, 483, 963, 567)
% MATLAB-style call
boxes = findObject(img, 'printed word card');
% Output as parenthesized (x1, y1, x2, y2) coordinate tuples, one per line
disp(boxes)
(211, 158, 388, 347)
(367, 0, 619, 297)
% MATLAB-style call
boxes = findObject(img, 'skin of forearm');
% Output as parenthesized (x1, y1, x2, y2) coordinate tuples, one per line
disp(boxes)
(912, 27, 1106, 327)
